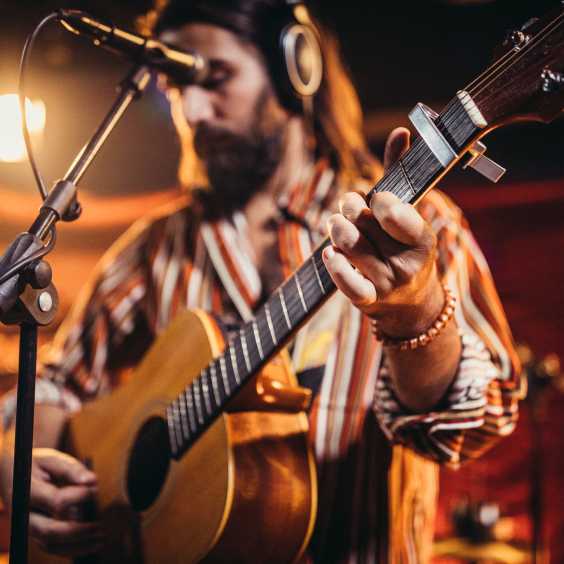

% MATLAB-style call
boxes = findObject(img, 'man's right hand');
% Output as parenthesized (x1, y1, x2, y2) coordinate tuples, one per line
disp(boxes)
(1, 446, 106, 557)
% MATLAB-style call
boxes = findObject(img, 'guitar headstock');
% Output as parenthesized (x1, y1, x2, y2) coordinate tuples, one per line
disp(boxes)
(468, 5, 564, 129)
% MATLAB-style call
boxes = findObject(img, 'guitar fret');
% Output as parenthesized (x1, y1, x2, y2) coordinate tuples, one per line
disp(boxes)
(283, 276, 305, 328)
(311, 255, 326, 294)
(437, 98, 480, 152)
(219, 353, 231, 396)
(208, 365, 221, 407)
(201, 370, 213, 416)
(374, 161, 412, 202)
(279, 288, 292, 330)
(400, 138, 442, 203)
(167, 405, 179, 457)
(252, 318, 264, 360)
(315, 244, 335, 290)
(232, 338, 250, 386)
(294, 273, 308, 312)
(161, 6, 551, 456)
(165, 97, 481, 459)
(265, 293, 287, 347)
(185, 387, 198, 433)
(258, 308, 276, 351)
(229, 342, 241, 385)
(398, 157, 416, 196)
(172, 400, 183, 448)
(178, 392, 190, 440)
(297, 258, 327, 312)
(240, 327, 252, 372)
(193, 379, 204, 425)
(264, 302, 278, 346)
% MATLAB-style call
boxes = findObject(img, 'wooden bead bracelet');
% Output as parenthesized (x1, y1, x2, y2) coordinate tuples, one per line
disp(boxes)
(371, 284, 456, 350)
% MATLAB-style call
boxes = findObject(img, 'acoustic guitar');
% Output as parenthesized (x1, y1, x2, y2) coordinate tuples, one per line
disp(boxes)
(29, 5, 564, 564)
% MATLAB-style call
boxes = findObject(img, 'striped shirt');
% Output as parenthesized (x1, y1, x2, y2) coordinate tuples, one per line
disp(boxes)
(2, 161, 522, 563)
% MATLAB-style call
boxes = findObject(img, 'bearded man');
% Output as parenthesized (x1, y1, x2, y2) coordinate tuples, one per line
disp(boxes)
(0, 1, 521, 562)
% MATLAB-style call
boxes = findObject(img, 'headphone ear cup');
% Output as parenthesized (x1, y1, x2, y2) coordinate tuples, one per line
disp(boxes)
(267, 3, 323, 110)
(281, 22, 322, 99)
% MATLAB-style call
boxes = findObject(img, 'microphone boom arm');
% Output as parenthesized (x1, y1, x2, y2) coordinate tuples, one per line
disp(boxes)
(55, 8, 207, 86)
(5, 61, 152, 564)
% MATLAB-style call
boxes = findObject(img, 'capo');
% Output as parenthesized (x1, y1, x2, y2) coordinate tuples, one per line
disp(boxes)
(408, 101, 505, 183)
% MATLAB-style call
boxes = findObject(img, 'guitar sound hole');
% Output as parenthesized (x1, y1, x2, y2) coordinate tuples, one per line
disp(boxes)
(127, 416, 171, 511)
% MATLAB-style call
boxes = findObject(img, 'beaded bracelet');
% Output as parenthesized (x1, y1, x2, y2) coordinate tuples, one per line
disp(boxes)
(371, 285, 456, 350)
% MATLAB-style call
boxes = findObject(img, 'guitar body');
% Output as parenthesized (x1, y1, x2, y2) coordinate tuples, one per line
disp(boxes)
(29, 309, 317, 564)
(26, 7, 564, 563)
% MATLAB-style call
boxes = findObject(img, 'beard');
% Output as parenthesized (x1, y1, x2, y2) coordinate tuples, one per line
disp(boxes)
(193, 88, 287, 210)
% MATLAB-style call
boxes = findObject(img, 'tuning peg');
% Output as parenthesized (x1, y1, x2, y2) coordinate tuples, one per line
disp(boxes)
(521, 18, 538, 31)
(541, 68, 563, 92)
(504, 29, 531, 50)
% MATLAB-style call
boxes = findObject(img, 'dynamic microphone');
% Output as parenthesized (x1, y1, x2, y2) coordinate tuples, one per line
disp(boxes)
(55, 8, 207, 86)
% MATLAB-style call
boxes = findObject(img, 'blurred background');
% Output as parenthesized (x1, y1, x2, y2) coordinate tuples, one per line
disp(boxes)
(0, 0, 562, 561)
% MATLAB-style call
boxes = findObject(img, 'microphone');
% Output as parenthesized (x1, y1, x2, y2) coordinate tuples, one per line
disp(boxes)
(55, 8, 207, 86)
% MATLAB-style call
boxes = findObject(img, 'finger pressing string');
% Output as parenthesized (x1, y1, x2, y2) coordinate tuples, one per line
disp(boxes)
(368, 191, 429, 248)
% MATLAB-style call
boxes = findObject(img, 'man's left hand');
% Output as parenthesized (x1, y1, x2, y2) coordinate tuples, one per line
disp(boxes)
(323, 127, 444, 338)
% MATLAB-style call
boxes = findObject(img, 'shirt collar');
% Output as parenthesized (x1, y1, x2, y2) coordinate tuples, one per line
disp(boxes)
(277, 157, 336, 235)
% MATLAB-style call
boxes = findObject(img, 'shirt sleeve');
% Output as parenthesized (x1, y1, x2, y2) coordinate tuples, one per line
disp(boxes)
(373, 190, 524, 468)
(1, 217, 154, 433)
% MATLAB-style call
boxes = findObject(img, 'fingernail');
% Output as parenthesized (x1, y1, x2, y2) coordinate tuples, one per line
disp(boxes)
(323, 246, 335, 261)
(79, 471, 96, 483)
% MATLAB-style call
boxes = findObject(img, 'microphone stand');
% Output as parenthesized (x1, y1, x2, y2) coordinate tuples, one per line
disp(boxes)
(1, 64, 151, 564)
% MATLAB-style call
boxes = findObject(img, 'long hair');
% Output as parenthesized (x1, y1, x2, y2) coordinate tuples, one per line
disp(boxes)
(139, 0, 382, 194)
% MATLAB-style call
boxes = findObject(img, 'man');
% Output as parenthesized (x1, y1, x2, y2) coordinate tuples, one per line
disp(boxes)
(0, 0, 522, 562)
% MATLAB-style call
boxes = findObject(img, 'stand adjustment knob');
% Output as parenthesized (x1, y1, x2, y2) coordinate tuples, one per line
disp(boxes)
(25, 259, 52, 289)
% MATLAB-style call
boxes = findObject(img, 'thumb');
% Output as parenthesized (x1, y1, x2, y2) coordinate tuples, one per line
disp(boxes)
(33, 448, 96, 486)
(383, 127, 410, 174)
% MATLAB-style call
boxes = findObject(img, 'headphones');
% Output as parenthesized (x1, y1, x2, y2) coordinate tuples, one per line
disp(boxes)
(268, 0, 323, 110)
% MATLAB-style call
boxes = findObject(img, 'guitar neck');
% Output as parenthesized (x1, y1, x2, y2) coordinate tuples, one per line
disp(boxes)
(381, 95, 481, 205)
(167, 95, 481, 459)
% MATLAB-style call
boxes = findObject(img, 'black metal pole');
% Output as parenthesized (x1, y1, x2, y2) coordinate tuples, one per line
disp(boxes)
(9, 322, 38, 564)
(4, 64, 151, 564)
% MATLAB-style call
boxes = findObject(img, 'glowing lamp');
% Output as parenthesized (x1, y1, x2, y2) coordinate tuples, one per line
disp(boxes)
(0, 94, 46, 162)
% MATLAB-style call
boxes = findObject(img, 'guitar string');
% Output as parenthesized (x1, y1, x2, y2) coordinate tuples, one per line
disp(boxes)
(158, 126, 461, 462)
(464, 12, 564, 97)
(381, 99, 464, 198)
(169, 140, 442, 455)
(353, 92, 470, 202)
(469, 15, 564, 111)
(161, 14, 564, 457)
(390, 99, 475, 201)
(466, 13, 564, 99)
(464, 14, 559, 93)
(365, 96, 479, 218)
(168, 145, 445, 456)
(168, 245, 332, 455)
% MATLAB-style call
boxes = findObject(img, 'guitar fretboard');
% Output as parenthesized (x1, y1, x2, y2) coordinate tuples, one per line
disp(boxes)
(167, 95, 480, 459)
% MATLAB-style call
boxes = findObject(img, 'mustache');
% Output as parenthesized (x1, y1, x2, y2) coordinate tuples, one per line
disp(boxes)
(193, 125, 241, 155)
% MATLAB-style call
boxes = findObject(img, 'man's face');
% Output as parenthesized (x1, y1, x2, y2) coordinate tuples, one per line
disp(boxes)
(159, 23, 290, 207)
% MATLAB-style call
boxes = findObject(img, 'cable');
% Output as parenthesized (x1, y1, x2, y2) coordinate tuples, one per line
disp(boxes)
(0, 13, 63, 286)
(0, 228, 57, 287)
(19, 11, 59, 200)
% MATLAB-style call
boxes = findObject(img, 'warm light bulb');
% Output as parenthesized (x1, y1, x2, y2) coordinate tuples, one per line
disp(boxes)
(0, 94, 46, 162)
